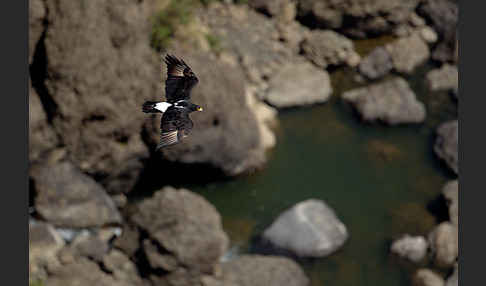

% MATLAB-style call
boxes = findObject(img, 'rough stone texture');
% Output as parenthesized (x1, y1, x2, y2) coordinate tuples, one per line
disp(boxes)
(296, 0, 420, 36)
(428, 222, 458, 268)
(263, 61, 332, 108)
(442, 180, 458, 226)
(41, 0, 158, 194)
(200, 3, 296, 87)
(29, 83, 58, 162)
(46, 257, 137, 286)
(29, 0, 46, 64)
(102, 249, 145, 286)
(434, 120, 458, 175)
(263, 199, 348, 257)
(358, 47, 393, 80)
(342, 77, 426, 125)
(143, 239, 179, 271)
(132, 187, 229, 273)
(446, 263, 458, 286)
(426, 64, 458, 92)
(385, 34, 430, 74)
(301, 30, 361, 69)
(418, 0, 458, 63)
(145, 50, 268, 176)
(113, 224, 140, 258)
(31, 161, 122, 228)
(69, 232, 110, 262)
(391, 234, 428, 263)
(413, 269, 445, 286)
(219, 255, 309, 286)
(248, 0, 296, 21)
(29, 221, 64, 281)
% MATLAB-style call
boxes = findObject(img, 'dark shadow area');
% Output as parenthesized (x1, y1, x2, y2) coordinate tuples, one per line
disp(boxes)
(29, 28, 59, 123)
(427, 194, 450, 223)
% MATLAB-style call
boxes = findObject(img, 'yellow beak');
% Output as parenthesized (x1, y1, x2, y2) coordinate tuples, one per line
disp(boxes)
(197, 106, 203, 112)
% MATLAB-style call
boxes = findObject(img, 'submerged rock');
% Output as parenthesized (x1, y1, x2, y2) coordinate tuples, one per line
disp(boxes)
(391, 234, 428, 263)
(442, 180, 458, 226)
(301, 30, 361, 69)
(385, 34, 430, 74)
(31, 161, 122, 228)
(131, 187, 229, 273)
(428, 222, 458, 268)
(358, 47, 393, 80)
(218, 255, 309, 286)
(263, 199, 348, 257)
(434, 120, 458, 175)
(426, 64, 458, 92)
(342, 77, 426, 125)
(413, 268, 445, 286)
(264, 61, 333, 108)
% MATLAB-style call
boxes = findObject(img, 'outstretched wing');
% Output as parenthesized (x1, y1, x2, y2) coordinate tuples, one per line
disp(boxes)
(164, 54, 199, 103)
(156, 106, 193, 149)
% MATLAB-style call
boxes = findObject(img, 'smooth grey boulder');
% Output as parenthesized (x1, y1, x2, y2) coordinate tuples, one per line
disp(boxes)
(434, 120, 458, 175)
(264, 61, 332, 108)
(32, 161, 122, 228)
(391, 234, 428, 263)
(263, 199, 348, 257)
(342, 77, 426, 124)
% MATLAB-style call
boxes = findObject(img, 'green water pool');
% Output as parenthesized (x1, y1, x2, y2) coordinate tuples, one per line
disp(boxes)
(181, 65, 457, 285)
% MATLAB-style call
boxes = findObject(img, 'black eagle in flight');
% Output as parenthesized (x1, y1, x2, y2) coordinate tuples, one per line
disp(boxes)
(142, 54, 202, 150)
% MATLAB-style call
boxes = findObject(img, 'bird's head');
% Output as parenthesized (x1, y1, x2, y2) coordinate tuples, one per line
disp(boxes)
(190, 104, 203, 112)
(184, 68, 196, 78)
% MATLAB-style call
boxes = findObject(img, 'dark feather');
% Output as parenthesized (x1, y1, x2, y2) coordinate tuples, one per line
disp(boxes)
(156, 106, 194, 149)
(164, 54, 199, 103)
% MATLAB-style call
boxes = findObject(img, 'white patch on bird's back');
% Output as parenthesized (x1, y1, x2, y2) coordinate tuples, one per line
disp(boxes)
(155, 102, 172, 112)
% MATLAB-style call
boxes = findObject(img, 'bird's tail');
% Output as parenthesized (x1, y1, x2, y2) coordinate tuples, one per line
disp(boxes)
(142, 101, 161, 113)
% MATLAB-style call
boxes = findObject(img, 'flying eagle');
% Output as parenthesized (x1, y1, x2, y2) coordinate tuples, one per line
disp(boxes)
(142, 54, 202, 150)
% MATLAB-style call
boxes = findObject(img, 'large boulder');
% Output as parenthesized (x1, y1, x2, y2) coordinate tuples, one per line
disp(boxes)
(263, 199, 348, 257)
(358, 46, 393, 80)
(40, 0, 159, 194)
(301, 30, 361, 69)
(296, 0, 420, 36)
(263, 61, 332, 108)
(442, 180, 458, 226)
(428, 222, 458, 268)
(390, 234, 428, 263)
(342, 77, 426, 124)
(248, 0, 296, 22)
(413, 269, 445, 286)
(426, 64, 458, 92)
(217, 255, 309, 286)
(31, 161, 122, 228)
(434, 120, 458, 175)
(385, 34, 430, 74)
(145, 50, 268, 176)
(131, 187, 229, 273)
(418, 0, 458, 63)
